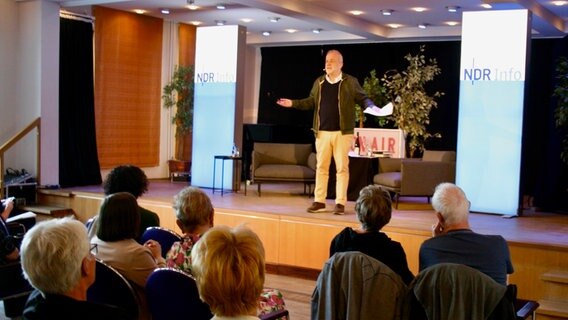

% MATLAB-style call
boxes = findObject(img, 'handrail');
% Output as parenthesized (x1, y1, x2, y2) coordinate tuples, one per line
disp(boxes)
(0, 117, 41, 198)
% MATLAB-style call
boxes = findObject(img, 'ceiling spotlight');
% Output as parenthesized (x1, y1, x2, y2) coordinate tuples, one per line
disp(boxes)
(269, 17, 280, 23)
(312, 28, 322, 34)
(215, 20, 226, 26)
(481, 3, 492, 9)
(190, 21, 202, 26)
(418, 23, 430, 29)
(240, 18, 252, 23)
(349, 10, 364, 16)
(160, 9, 170, 14)
(381, 9, 394, 16)
(387, 24, 402, 29)
(285, 29, 298, 33)
(446, 21, 459, 26)
(412, 7, 427, 12)
(187, 0, 199, 10)
(216, 4, 226, 10)
(134, 9, 145, 14)
(446, 6, 460, 13)
(552, 1, 567, 5)
(262, 31, 271, 36)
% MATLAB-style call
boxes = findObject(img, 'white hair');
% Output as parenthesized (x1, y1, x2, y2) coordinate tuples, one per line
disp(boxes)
(21, 217, 90, 295)
(431, 183, 470, 226)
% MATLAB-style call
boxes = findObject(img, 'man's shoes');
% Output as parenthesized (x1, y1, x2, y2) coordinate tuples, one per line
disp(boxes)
(333, 204, 345, 215)
(307, 202, 326, 213)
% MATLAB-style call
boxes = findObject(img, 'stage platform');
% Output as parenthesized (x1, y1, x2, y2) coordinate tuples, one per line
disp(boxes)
(37, 179, 568, 302)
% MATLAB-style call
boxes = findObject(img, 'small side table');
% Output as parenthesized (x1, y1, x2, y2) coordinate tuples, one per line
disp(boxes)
(212, 155, 246, 196)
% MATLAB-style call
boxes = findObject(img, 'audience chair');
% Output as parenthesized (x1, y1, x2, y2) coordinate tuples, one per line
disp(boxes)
(0, 261, 33, 318)
(402, 263, 516, 320)
(139, 226, 182, 258)
(312, 251, 407, 320)
(145, 267, 213, 320)
(373, 150, 455, 208)
(87, 259, 138, 320)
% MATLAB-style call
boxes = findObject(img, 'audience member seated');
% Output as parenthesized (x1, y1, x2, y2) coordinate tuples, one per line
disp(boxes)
(1, 197, 19, 264)
(20, 217, 129, 319)
(419, 182, 514, 285)
(165, 186, 285, 316)
(88, 165, 160, 241)
(191, 225, 266, 320)
(91, 192, 166, 319)
(329, 185, 414, 285)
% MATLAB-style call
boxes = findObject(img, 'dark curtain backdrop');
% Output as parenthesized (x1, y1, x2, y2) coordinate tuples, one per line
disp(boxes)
(258, 39, 568, 213)
(59, 17, 102, 187)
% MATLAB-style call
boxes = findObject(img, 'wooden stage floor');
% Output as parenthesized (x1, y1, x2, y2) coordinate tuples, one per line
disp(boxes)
(67, 179, 568, 250)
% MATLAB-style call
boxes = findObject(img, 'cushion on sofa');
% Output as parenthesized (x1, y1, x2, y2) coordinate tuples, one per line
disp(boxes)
(254, 164, 316, 180)
(253, 143, 312, 166)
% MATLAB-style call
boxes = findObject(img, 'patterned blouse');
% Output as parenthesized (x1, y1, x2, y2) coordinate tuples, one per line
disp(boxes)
(165, 234, 286, 317)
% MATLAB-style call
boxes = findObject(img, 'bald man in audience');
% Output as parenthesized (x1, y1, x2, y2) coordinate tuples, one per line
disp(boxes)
(419, 182, 514, 285)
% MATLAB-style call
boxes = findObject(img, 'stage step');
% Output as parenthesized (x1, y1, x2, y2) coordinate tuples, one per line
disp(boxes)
(535, 300, 568, 319)
(22, 204, 74, 221)
(536, 270, 568, 320)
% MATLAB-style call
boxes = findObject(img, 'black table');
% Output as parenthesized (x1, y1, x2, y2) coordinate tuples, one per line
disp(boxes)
(327, 156, 379, 201)
(212, 155, 246, 196)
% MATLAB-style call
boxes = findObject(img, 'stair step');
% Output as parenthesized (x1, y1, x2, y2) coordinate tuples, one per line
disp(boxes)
(22, 205, 74, 218)
(543, 270, 568, 285)
(536, 299, 568, 318)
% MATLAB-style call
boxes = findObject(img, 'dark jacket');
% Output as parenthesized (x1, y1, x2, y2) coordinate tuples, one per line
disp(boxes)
(23, 290, 130, 320)
(292, 73, 374, 135)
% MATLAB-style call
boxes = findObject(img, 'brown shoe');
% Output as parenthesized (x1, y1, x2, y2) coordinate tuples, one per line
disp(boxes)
(307, 202, 326, 213)
(333, 204, 345, 215)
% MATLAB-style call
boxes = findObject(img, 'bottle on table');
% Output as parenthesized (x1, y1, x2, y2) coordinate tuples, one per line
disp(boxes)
(354, 132, 361, 156)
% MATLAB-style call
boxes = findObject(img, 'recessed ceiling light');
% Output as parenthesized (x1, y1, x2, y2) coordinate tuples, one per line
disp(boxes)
(481, 4, 492, 9)
(240, 18, 253, 23)
(269, 17, 280, 23)
(412, 7, 427, 12)
(387, 24, 402, 29)
(349, 10, 364, 16)
(160, 9, 170, 15)
(216, 4, 226, 10)
(312, 28, 322, 34)
(187, 0, 199, 10)
(285, 29, 298, 33)
(552, 1, 568, 5)
(262, 31, 271, 36)
(381, 9, 394, 16)
(446, 6, 460, 13)
(215, 20, 226, 26)
(134, 9, 145, 14)
(418, 23, 430, 29)
(190, 21, 202, 26)
(446, 21, 459, 26)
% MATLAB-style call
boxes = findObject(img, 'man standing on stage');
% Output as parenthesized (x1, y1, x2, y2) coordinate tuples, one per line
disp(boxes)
(277, 49, 385, 214)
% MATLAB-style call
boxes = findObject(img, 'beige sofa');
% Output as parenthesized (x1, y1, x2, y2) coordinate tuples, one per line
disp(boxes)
(252, 143, 316, 196)
(373, 150, 456, 207)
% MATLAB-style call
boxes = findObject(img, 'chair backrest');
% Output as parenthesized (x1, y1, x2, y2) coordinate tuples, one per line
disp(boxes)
(87, 259, 139, 320)
(140, 226, 182, 258)
(0, 261, 33, 300)
(312, 251, 407, 320)
(253, 143, 313, 165)
(145, 267, 212, 320)
(421, 150, 456, 162)
(403, 263, 516, 320)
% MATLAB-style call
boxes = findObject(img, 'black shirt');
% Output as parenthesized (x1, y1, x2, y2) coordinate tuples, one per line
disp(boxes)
(23, 290, 131, 320)
(319, 80, 340, 131)
(330, 227, 414, 285)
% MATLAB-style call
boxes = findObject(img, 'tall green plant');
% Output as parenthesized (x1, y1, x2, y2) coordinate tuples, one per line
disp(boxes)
(162, 65, 194, 160)
(355, 70, 389, 128)
(553, 56, 568, 165)
(381, 45, 444, 157)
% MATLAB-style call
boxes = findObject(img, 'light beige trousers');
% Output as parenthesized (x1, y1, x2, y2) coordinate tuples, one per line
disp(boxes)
(314, 131, 353, 206)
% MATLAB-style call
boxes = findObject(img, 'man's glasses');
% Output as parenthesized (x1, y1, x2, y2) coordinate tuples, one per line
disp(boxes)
(90, 243, 98, 255)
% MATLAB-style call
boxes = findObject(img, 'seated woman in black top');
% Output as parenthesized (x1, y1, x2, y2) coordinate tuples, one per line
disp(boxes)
(329, 185, 414, 285)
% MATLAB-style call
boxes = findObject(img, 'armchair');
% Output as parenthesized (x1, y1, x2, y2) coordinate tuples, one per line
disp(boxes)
(373, 150, 456, 208)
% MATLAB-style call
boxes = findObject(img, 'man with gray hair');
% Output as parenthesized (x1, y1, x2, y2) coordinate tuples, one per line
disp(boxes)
(418, 182, 514, 285)
(20, 217, 128, 319)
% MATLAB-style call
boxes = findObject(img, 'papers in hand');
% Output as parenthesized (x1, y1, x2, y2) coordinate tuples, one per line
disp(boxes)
(364, 102, 393, 117)
(6, 211, 36, 223)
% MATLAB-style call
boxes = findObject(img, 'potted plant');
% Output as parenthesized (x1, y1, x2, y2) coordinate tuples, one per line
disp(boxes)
(162, 65, 194, 175)
(381, 45, 444, 158)
(355, 70, 389, 128)
(553, 56, 568, 165)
